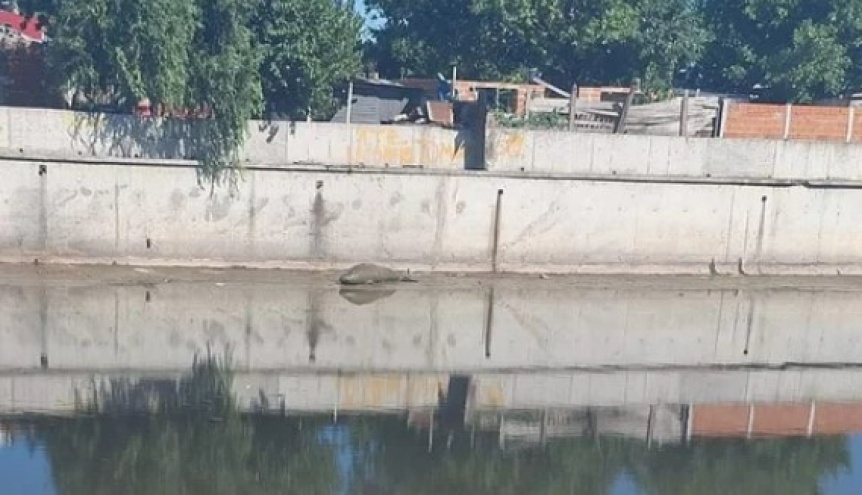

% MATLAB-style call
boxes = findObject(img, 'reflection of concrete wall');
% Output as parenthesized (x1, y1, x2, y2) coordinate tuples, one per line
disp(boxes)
(5, 278, 862, 372)
(488, 406, 684, 445)
(6, 156, 862, 274)
(6, 369, 862, 416)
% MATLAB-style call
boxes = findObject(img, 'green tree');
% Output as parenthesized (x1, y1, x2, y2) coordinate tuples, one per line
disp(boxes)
(366, 0, 708, 92)
(253, 0, 362, 120)
(19, 0, 262, 186)
(699, 0, 862, 102)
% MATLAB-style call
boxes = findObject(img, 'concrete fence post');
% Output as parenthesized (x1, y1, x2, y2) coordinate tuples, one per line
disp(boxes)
(679, 89, 690, 137)
(783, 103, 792, 140)
(567, 83, 578, 132)
(847, 107, 855, 143)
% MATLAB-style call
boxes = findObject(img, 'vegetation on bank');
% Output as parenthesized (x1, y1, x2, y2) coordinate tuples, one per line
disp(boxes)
(13, 0, 862, 182)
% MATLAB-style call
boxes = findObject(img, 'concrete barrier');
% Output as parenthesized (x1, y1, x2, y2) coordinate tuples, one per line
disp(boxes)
(485, 128, 862, 181)
(3, 157, 862, 274)
(8, 105, 862, 180)
(0, 106, 475, 169)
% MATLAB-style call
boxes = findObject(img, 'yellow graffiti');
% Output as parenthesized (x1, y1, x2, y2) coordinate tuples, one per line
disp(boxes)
(494, 130, 526, 159)
(338, 374, 443, 409)
(352, 126, 461, 167)
(475, 381, 507, 408)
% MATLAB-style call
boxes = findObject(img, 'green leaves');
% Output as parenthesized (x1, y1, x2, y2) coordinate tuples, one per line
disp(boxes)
(368, 0, 707, 92)
(252, 0, 362, 120)
(701, 0, 862, 102)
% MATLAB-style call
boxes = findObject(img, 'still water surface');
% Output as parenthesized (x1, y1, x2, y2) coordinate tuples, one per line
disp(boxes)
(3, 267, 862, 493)
(2, 407, 862, 494)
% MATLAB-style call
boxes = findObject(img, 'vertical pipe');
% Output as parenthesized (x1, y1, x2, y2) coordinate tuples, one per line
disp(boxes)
(345, 81, 354, 124)
(484, 288, 495, 359)
(847, 107, 855, 143)
(428, 413, 434, 453)
(452, 66, 458, 101)
(491, 189, 504, 272)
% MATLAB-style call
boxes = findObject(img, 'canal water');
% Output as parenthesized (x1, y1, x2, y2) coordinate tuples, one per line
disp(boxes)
(2, 265, 862, 493)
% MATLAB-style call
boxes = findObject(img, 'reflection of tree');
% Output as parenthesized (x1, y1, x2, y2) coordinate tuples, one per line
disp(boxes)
(627, 437, 851, 495)
(343, 416, 628, 495)
(25, 359, 855, 495)
(342, 417, 853, 495)
(37, 353, 339, 495)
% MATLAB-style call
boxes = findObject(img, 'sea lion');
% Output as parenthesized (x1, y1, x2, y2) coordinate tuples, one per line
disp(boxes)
(338, 263, 418, 285)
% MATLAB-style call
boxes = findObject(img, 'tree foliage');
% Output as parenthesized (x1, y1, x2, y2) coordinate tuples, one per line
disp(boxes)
(366, 0, 709, 91)
(19, 0, 262, 186)
(253, 0, 362, 120)
(16, 0, 361, 185)
(698, 0, 862, 102)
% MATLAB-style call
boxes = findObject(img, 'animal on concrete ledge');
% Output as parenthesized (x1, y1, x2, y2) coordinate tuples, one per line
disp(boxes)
(338, 263, 418, 285)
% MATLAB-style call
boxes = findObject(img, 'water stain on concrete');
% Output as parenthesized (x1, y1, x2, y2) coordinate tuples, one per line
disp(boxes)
(205, 195, 232, 222)
(170, 189, 186, 210)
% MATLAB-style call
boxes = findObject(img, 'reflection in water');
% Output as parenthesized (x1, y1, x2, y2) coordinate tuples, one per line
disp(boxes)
(0, 357, 855, 494)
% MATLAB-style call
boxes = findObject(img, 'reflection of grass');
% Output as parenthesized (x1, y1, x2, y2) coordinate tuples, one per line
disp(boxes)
(39, 351, 340, 495)
(27, 359, 857, 495)
(343, 416, 852, 495)
(82, 350, 236, 417)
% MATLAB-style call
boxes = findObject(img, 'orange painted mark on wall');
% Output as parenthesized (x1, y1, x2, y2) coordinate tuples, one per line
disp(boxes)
(493, 130, 526, 160)
(338, 374, 443, 410)
(351, 125, 461, 168)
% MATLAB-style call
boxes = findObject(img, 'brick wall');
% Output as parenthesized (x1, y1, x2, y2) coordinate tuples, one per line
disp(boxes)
(691, 403, 862, 438)
(723, 102, 862, 142)
(577, 86, 631, 103)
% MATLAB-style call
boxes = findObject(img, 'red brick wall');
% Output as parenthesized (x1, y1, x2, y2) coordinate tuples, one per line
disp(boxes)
(577, 86, 631, 103)
(692, 402, 862, 439)
(691, 404, 750, 437)
(723, 102, 862, 142)
(723, 103, 787, 139)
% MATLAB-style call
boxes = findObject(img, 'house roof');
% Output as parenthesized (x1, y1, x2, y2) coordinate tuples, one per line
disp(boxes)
(0, 10, 46, 44)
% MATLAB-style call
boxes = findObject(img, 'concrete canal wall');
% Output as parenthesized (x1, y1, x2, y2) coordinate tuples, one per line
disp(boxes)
(3, 156, 862, 274)
(2, 106, 862, 273)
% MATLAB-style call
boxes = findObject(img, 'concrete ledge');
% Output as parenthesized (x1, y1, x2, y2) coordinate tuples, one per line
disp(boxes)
(4, 148, 862, 189)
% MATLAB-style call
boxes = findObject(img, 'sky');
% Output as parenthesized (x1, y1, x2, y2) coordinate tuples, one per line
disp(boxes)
(353, 0, 383, 33)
